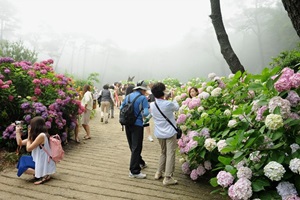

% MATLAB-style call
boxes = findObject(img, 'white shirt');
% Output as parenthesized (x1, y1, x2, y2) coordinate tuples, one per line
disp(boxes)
(150, 98, 179, 139)
(31, 133, 56, 178)
(81, 91, 93, 110)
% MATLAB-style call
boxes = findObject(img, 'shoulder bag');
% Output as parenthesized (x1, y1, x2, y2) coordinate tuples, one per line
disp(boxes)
(154, 101, 182, 139)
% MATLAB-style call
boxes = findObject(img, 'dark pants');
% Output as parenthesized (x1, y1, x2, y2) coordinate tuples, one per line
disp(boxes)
(109, 99, 114, 117)
(125, 125, 145, 174)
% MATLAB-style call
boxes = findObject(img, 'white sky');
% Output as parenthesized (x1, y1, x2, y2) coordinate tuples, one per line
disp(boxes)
(12, 0, 213, 51)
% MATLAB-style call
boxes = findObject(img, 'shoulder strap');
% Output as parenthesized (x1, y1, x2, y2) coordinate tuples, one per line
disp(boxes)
(129, 94, 142, 103)
(155, 101, 178, 132)
(40, 134, 52, 163)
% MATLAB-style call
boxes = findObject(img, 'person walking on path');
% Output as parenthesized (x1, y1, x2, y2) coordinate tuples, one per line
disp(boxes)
(99, 84, 115, 124)
(149, 82, 179, 185)
(81, 84, 93, 139)
(120, 80, 149, 179)
(108, 85, 115, 118)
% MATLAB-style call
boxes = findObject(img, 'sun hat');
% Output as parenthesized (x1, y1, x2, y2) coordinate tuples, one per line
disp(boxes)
(133, 80, 148, 91)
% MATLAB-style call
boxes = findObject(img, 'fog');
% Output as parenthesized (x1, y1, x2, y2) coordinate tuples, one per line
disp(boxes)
(2, 0, 299, 87)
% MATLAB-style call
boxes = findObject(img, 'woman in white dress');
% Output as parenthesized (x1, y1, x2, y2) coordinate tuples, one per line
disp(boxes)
(16, 116, 56, 185)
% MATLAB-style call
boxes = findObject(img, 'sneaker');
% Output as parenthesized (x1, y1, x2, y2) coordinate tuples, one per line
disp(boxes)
(140, 162, 148, 169)
(163, 177, 178, 185)
(129, 172, 147, 179)
(154, 172, 162, 180)
(100, 118, 103, 122)
(148, 135, 153, 142)
(111, 116, 114, 119)
(105, 121, 108, 124)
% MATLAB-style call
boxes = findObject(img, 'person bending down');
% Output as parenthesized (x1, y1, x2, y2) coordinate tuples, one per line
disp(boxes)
(16, 116, 56, 185)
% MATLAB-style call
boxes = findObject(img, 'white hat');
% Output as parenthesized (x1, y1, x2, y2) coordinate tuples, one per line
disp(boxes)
(133, 80, 148, 91)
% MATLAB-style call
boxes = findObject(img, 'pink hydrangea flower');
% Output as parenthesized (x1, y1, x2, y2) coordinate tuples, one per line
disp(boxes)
(190, 169, 198, 180)
(217, 171, 234, 188)
(177, 114, 187, 124)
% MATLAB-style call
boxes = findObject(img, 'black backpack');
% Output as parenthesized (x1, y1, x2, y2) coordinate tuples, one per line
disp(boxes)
(119, 94, 142, 126)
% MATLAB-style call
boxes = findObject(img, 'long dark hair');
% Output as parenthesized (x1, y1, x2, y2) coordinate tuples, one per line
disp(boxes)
(29, 116, 48, 141)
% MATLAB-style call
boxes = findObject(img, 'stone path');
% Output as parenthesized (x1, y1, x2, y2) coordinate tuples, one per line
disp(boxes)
(0, 107, 223, 200)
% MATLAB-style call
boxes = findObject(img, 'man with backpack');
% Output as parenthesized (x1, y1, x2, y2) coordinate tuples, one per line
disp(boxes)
(119, 80, 150, 179)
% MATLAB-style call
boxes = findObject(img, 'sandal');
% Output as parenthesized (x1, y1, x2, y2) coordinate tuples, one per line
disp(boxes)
(83, 135, 91, 140)
(34, 175, 51, 185)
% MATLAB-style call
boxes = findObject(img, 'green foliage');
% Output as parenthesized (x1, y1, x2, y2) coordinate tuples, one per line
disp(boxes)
(0, 40, 38, 63)
(67, 72, 100, 92)
(174, 66, 300, 199)
(270, 43, 300, 71)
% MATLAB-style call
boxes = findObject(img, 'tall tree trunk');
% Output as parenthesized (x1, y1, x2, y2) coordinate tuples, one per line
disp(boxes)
(209, 0, 245, 73)
(282, 0, 300, 38)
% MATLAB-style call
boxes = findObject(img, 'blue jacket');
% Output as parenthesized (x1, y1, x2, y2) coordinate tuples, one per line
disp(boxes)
(120, 91, 149, 127)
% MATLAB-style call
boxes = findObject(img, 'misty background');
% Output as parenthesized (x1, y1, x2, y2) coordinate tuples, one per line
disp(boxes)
(1, 0, 299, 88)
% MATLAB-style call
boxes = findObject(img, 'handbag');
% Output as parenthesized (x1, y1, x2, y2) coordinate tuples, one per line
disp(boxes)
(93, 99, 97, 109)
(154, 102, 182, 139)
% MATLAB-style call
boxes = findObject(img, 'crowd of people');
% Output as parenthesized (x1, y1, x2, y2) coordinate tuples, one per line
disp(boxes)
(15, 80, 189, 186)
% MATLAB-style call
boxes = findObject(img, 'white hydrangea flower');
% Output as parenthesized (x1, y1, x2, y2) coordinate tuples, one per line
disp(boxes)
(237, 166, 252, 180)
(234, 160, 246, 170)
(289, 158, 300, 174)
(224, 109, 231, 116)
(290, 143, 300, 153)
(264, 161, 286, 181)
(204, 160, 212, 170)
(228, 119, 238, 128)
(197, 106, 204, 112)
(199, 91, 210, 99)
(211, 87, 222, 97)
(180, 125, 188, 132)
(206, 86, 214, 92)
(204, 138, 217, 152)
(217, 140, 227, 154)
(201, 113, 208, 118)
(178, 105, 187, 114)
(249, 151, 262, 162)
(277, 181, 298, 200)
(228, 74, 235, 79)
(174, 95, 181, 102)
(208, 73, 217, 80)
(265, 114, 283, 130)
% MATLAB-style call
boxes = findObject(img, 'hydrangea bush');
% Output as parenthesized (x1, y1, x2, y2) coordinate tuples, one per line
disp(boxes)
(174, 68, 300, 199)
(0, 57, 84, 148)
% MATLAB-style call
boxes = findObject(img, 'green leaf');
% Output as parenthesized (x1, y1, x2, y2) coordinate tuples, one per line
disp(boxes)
(269, 142, 285, 150)
(209, 177, 218, 187)
(233, 151, 244, 159)
(218, 156, 232, 165)
(249, 82, 264, 90)
(285, 119, 300, 126)
(209, 177, 219, 187)
(273, 106, 281, 115)
(225, 165, 237, 174)
(199, 149, 206, 159)
(244, 137, 256, 148)
(252, 178, 270, 192)
(271, 131, 283, 141)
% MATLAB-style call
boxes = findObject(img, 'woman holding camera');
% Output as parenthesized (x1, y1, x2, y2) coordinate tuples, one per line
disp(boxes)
(16, 116, 56, 185)
(149, 82, 179, 185)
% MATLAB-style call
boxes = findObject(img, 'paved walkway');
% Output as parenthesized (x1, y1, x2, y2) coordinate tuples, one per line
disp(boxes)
(0, 107, 222, 200)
